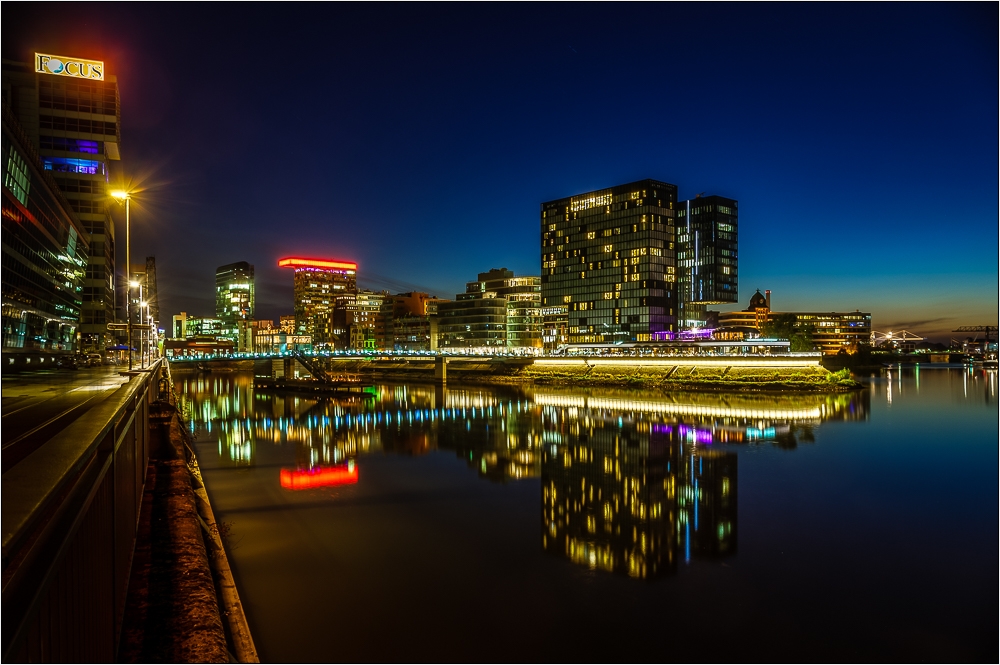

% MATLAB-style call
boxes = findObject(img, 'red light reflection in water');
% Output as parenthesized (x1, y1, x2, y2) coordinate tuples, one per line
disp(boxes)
(280, 464, 358, 490)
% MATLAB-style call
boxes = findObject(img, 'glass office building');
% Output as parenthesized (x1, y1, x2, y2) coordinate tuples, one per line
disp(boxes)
(2, 104, 89, 362)
(677, 195, 739, 328)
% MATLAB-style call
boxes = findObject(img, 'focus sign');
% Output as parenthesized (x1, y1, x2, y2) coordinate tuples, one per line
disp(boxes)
(35, 53, 104, 81)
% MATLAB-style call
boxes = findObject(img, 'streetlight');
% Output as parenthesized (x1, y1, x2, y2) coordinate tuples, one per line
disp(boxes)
(111, 190, 133, 370)
(140, 299, 150, 367)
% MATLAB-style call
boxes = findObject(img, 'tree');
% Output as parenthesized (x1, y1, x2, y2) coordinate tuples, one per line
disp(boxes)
(761, 314, 814, 352)
(760, 313, 797, 340)
(790, 325, 815, 352)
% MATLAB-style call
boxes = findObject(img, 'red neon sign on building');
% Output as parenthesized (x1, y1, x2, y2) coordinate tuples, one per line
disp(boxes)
(278, 257, 357, 271)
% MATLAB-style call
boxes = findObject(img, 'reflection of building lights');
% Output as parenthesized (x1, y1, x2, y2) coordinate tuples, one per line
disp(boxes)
(280, 463, 358, 490)
(534, 394, 822, 420)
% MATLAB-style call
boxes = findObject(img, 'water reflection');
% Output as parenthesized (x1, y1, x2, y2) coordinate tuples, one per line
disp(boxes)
(280, 461, 358, 490)
(175, 372, 868, 578)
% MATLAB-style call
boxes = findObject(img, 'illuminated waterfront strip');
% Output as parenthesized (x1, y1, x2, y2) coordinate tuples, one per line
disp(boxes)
(533, 394, 823, 419)
(534, 358, 821, 368)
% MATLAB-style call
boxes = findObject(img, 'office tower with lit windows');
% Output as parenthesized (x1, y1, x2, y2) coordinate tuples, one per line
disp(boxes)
(278, 257, 357, 347)
(215, 261, 254, 341)
(2, 54, 122, 352)
(541, 180, 679, 344)
(542, 180, 739, 344)
(676, 195, 738, 328)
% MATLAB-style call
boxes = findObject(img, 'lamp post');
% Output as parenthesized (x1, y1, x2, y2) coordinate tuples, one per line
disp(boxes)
(140, 299, 149, 368)
(111, 190, 133, 370)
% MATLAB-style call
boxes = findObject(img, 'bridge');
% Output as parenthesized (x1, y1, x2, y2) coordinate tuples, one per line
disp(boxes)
(3, 364, 161, 661)
(870, 330, 923, 347)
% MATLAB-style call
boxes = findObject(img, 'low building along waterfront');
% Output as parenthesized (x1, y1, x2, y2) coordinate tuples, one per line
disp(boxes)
(716, 289, 872, 354)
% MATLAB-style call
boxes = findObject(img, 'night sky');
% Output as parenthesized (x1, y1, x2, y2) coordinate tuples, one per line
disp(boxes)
(5, 4, 997, 341)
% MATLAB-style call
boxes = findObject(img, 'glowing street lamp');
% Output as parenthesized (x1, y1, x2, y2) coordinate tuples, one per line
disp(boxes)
(110, 190, 136, 370)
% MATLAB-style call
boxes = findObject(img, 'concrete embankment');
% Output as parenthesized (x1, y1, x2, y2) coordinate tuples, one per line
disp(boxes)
(310, 356, 858, 391)
(118, 401, 257, 663)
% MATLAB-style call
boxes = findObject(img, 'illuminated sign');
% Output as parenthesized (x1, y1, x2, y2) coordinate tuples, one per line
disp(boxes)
(280, 464, 358, 490)
(570, 193, 612, 212)
(278, 257, 357, 271)
(35, 53, 104, 81)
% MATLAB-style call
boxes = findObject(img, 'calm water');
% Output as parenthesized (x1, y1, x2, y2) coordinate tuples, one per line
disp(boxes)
(176, 367, 997, 662)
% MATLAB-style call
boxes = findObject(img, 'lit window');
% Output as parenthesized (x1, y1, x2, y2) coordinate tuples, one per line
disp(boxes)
(42, 156, 103, 175)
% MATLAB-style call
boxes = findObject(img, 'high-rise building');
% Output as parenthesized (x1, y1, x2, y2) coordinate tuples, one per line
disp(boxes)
(436, 268, 542, 351)
(126, 257, 159, 352)
(278, 257, 357, 348)
(677, 195, 738, 328)
(215, 261, 254, 341)
(3, 54, 122, 352)
(541, 180, 739, 345)
(2, 102, 89, 363)
(541, 180, 679, 344)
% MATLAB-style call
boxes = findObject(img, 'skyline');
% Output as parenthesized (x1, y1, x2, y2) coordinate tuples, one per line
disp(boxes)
(4, 3, 997, 341)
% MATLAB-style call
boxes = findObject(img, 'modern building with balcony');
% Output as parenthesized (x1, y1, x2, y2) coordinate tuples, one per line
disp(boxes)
(436, 268, 541, 352)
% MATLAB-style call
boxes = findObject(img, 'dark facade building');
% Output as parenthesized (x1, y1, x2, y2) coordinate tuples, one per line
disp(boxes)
(390, 292, 448, 352)
(2, 102, 89, 363)
(125, 257, 159, 356)
(216, 261, 254, 342)
(541, 180, 680, 344)
(677, 195, 739, 328)
(3, 54, 122, 352)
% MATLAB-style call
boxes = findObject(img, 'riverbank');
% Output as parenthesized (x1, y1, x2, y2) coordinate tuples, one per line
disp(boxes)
(308, 356, 861, 392)
(118, 401, 257, 662)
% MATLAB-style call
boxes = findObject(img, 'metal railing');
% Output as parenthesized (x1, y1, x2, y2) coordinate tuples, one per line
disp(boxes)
(2, 361, 162, 662)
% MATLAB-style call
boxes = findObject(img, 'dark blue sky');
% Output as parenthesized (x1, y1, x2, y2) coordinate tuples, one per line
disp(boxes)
(6, 3, 997, 340)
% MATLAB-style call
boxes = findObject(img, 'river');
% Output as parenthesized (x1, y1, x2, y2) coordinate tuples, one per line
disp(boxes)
(174, 366, 997, 662)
